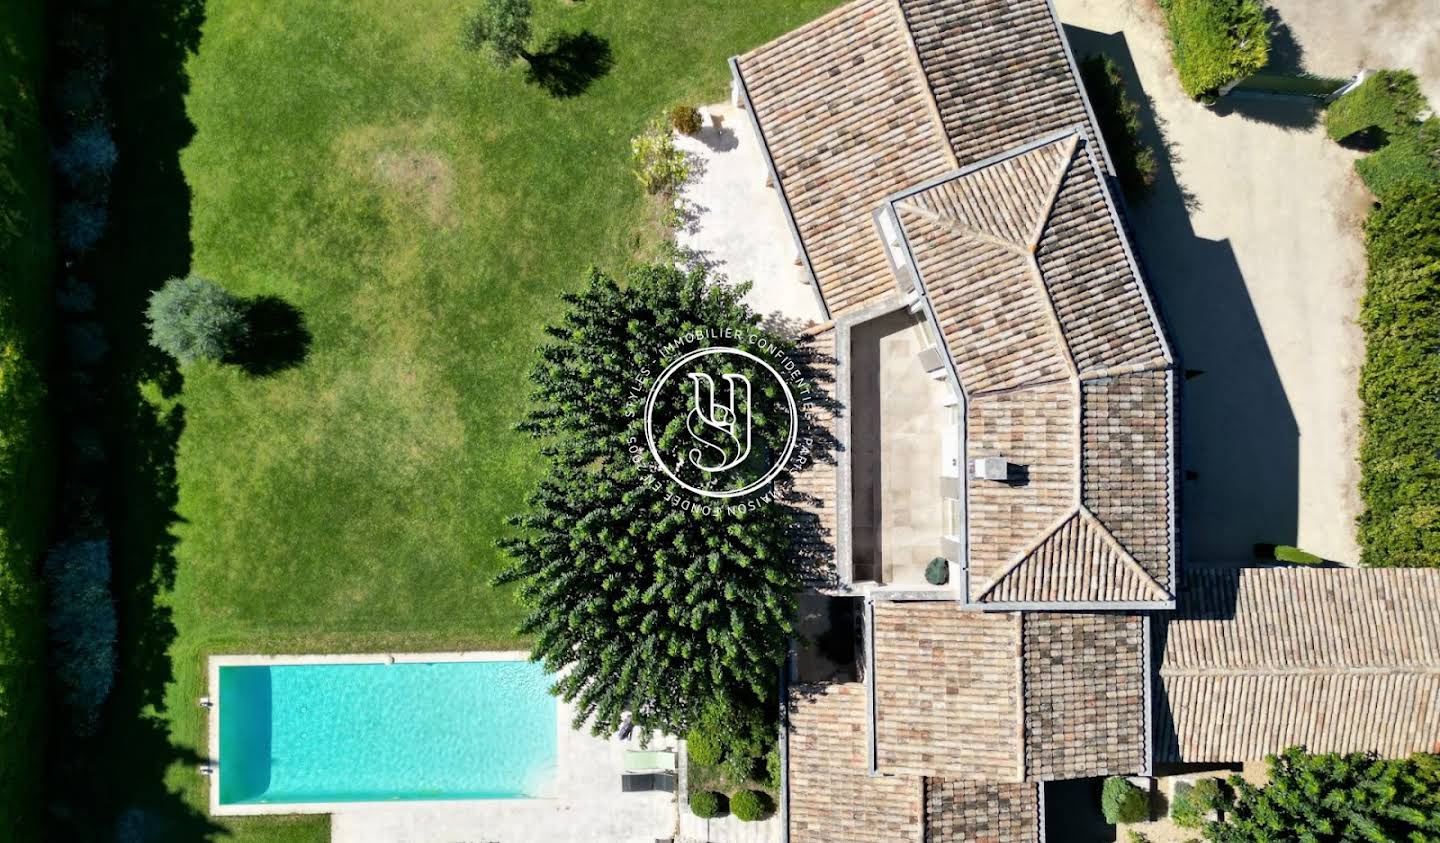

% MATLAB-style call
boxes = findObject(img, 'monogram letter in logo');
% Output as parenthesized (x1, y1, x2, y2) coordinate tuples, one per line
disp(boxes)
(685, 372, 752, 473)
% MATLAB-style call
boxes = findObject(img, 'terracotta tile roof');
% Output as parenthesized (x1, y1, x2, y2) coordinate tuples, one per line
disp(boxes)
(925, 778, 1041, 843)
(787, 325, 840, 586)
(979, 508, 1170, 604)
(1081, 370, 1174, 590)
(1036, 143, 1166, 375)
(733, 0, 955, 317)
(873, 602, 1023, 779)
(892, 132, 1174, 606)
(966, 379, 1076, 589)
(1157, 568, 1440, 762)
(1023, 613, 1148, 779)
(788, 682, 924, 843)
(896, 0, 1100, 167)
(872, 603, 1149, 782)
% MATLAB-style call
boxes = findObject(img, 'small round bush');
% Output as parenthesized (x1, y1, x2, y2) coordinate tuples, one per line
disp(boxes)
(1101, 776, 1148, 824)
(689, 790, 726, 819)
(59, 200, 108, 253)
(925, 556, 949, 585)
(730, 789, 773, 822)
(722, 751, 757, 787)
(669, 105, 703, 135)
(146, 275, 248, 364)
(687, 730, 723, 766)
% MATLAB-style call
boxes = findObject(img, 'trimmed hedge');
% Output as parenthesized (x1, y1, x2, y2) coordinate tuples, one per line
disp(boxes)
(1326, 70, 1440, 199)
(689, 790, 726, 819)
(730, 789, 773, 822)
(1079, 53, 1159, 201)
(1157, 0, 1269, 98)
(1357, 184, 1440, 567)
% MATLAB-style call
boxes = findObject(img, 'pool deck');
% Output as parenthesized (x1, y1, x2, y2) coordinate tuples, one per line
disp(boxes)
(206, 652, 679, 842)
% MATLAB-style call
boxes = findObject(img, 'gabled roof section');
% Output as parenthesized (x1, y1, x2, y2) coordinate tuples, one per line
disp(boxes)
(889, 130, 1175, 608)
(870, 603, 1150, 782)
(788, 682, 924, 842)
(925, 779, 1041, 843)
(872, 602, 1022, 780)
(731, 0, 955, 317)
(896, 0, 1103, 167)
(1158, 568, 1440, 763)
(977, 507, 1170, 604)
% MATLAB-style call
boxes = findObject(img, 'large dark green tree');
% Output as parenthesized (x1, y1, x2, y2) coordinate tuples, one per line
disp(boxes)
(1205, 747, 1440, 842)
(498, 262, 803, 736)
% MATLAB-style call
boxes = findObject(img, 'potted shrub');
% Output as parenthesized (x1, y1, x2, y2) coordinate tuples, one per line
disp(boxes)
(730, 789, 773, 822)
(925, 557, 949, 586)
(689, 790, 726, 818)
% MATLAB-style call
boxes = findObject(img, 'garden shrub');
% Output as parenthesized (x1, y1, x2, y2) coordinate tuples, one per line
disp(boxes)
(1325, 70, 1426, 143)
(1156, 0, 1269, 98)
(630, 118, 691, 195)
(686, 729, 723, 766)
(146, 275, 248, 364)
(925, 556, 949, 585)
(1356, 184, 1440, 567)
(689, 790, 726, 819)
(462, 0, 532, 66)
(1205, 747, 1440, 842)
(721, 750, 757, 787)
(66, 320, 107, 365)
(730, 789, 773, 822)
(42, 539, 116, 734)
(669, 105, 702, 136)
(52, 121, 116, 190)
(1171, 777, 1224, 828)
(1101, 776, 1149, 824)
(765, 748, 781, 789)
(56, 277, 95, 314)
(1080, 54, 1159, 201)
(1325, 71, 1439, 199)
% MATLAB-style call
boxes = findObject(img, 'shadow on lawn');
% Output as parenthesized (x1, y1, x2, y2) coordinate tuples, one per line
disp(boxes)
(525, 30, 614, 98)
(227, 295, 311, 376)
(43, 0, 222, 840)
(1064, 25, 1300, 566)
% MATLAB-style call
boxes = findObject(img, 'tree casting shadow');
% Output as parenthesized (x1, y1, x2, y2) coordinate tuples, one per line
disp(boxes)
(225, 294, 310, 376)
(525, 30, 613, 98)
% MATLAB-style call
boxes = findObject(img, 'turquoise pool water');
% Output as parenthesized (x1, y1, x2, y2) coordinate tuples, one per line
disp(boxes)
(218, 660, 557, 804)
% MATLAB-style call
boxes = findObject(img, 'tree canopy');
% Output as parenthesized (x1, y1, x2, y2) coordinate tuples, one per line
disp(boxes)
(145, 275, 246, 364)
(498, 262, 809, 736)
(1205, 747, 1440, 842)
(463, 0, 532, 66)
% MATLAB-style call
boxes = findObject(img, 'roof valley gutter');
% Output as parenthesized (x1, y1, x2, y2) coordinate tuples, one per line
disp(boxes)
(727, 57, 831, 322)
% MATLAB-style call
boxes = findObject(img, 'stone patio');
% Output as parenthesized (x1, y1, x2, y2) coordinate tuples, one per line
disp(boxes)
(674, 104, 826, 330)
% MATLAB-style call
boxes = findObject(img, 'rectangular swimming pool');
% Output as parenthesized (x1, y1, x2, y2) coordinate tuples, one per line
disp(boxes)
(216, 657, 557, 805)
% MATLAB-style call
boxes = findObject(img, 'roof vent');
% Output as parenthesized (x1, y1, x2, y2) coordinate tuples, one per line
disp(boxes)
(971, 457, 1009, 482)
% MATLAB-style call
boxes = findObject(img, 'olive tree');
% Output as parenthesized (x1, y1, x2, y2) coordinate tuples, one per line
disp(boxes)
(145, 275, 247, 364)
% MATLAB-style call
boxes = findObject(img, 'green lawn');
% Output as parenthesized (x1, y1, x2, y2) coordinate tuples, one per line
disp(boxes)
(88, 1, 838, 840)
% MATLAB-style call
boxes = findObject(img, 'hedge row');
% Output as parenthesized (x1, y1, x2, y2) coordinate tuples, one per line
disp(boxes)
(1157, 0, 1269, 99)
(1079, 53, 1158, 202)
(0, 0, 55, 838)
(1325, 70, 1440, 200)
(45, 0, 120, 737)
(1356, 184, 1440, 567)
